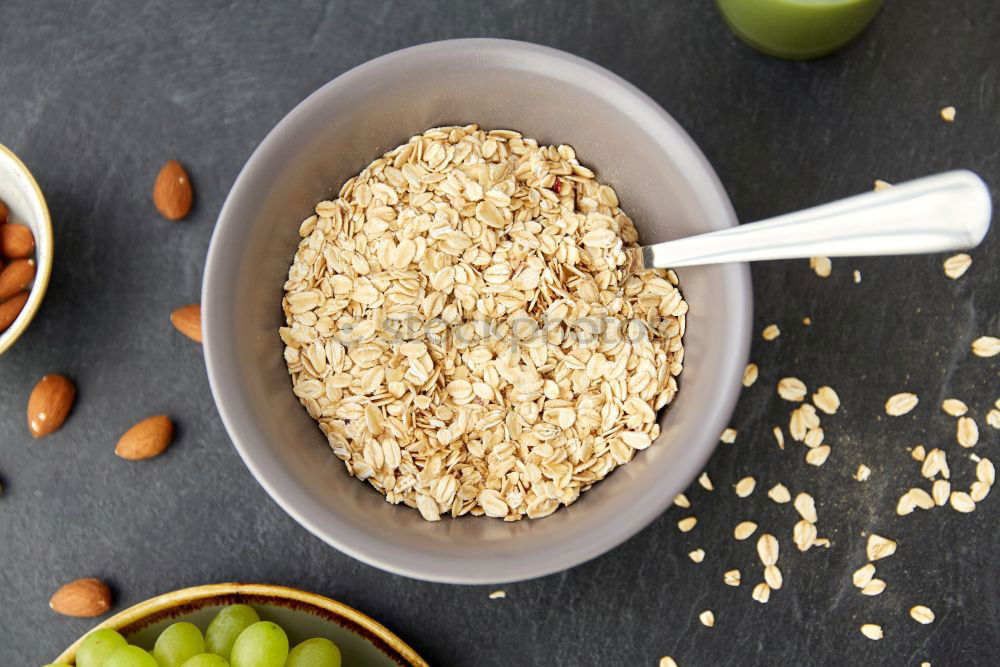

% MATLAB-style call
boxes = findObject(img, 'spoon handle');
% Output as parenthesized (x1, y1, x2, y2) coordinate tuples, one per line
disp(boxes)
(639, 170, 992, 270)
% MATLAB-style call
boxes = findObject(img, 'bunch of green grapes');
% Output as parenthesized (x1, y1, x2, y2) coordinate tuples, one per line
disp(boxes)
(45, 604, 342, 667)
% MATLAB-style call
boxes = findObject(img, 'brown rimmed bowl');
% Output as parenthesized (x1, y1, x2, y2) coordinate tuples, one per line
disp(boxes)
(55, 583, 427, 666)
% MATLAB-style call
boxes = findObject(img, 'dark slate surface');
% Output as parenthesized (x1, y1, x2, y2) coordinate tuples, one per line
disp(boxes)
(1, 1, 998, 665)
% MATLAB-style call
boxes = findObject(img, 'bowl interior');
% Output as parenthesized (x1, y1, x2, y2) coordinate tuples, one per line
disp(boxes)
(0, 143, 53, 354)
(56, 584, 425, 666)
(204, 39, 751, 583)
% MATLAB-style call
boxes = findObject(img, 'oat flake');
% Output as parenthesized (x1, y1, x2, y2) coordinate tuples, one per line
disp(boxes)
(885, 392, 919, 416)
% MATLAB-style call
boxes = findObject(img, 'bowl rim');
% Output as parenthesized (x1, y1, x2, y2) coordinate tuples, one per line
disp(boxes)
(0, 142, 53, 356)
(54, 582, 428, 665)
(203, 37, 752, 583)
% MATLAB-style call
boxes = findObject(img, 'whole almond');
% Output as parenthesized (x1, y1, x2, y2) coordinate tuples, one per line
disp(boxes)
(116, 415, 174, 460)
(0, 258, 35, 300)
(0, 290, 30, 332)
(1, 223, 35, 258)
(27, 374, 76, 437)
(170, 303, 202, 343)
(153, 159, 193, 220)
(49, 578, 112, 617)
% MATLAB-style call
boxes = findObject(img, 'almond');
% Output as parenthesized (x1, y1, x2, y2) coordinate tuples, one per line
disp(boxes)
(153, 159, 194, 220)
(170, 303, 202, 343)
(115, 415, 174, 460)
(0, 290, 30, 332)
(0, 258, 35, 300)
(27, 374, 76, 437)
(49, 578, 112, 617)
(1, 223, 35, 258)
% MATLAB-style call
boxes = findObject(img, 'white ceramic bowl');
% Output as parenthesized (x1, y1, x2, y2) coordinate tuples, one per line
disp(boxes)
(0, 142, 53, 355)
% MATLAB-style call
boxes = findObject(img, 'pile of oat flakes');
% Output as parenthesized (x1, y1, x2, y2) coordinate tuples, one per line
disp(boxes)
(281, 125, 686, 522)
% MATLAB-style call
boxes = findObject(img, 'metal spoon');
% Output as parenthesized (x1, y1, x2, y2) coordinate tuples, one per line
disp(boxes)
(635, 171, 992, 270)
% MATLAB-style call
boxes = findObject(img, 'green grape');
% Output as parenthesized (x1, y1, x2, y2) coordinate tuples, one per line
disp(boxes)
(286, 637, 342, 667)
(230, 621, 289, 667)
(180, 655, 230, 667)
(77, 628, 128, 667)
(205, 604, 260, 660)
(103, 645, 160, 667)
(154, 621, 206, 667)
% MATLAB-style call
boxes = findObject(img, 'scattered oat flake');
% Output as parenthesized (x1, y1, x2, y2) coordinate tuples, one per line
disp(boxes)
(735, 477, 756, 498)
(873, 179, 893, 191)
(772, 426, 785, 450)
(932, 479, 951, 506)
(659, 658, 679, 667)
(909, 488, 935, 510)
(814, 537, 831, 548)
(853, 563, 876, 588)
(673, 493, 691, 508)
(762, 324, 780, 341)
(853, 270, 861, 283)
(763, 564, 783, 590)
(720, 428, 737, 444)
(987, 409, 1000, 429)
(678, 516, 698, 532)
(793, 519, 817, 552)
(757, 534, 779, 566)
(724, 569, 741, 587)
(698, 472, 714, 491)
(805, 445, 831, 467)
(809, 256, 832, 277)
(943, 253, 972, 279)
(777, 377, 807, 402)
(734, 521, 758, 541)
(911, 445, 926, 462)
(794, 493, 817, 523)
(802, 317, 812, 326)
(742, 363, 759, 387)
(860, 624, 884, 640)
(488, 590, 506, 599)
(768, 483, 791, 503)
(885, 392, 919, 416)
(812, 386, 840, 414)
(957, 416, 979, 448)
(941, 399, 968, 416)
(925, 449, 950, 479)
(950, 491, 975, 513)
(688, 548, 705, 563)
(971, 336, 1000, 357)
(940, 105, 956, 122)
(699, 610, 715, 628)
(752, 582, 771, 604)
(854, 464, 872, 482)
(977, 458, 995, 486)
(861, 579, 887, 596)
(804, 427, 824, 448)
(970, 481, 990, 502)
(896, 493, 917, 516)
(867, 534, 897, 561)
(911, 605, 935, 624)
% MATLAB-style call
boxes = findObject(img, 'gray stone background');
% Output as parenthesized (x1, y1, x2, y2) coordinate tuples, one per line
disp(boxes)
(1, 1, 998, 665)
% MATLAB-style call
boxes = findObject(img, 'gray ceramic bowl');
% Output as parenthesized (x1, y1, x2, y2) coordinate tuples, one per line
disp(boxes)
(203, 38, 752, 584)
